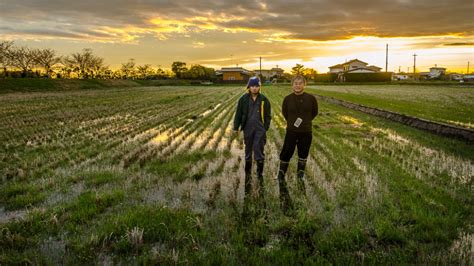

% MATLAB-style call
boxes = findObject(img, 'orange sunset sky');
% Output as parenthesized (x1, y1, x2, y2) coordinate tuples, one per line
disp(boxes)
(1, 0, 473, 73)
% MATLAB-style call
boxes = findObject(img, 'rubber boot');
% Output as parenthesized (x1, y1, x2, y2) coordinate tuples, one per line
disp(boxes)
(277, 161, 293, 214)
(297, 158, 307, 192)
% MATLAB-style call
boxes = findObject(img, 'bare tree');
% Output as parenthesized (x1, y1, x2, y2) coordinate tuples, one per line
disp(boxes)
(35, 48, 61, 77)
(63, 48, 104, 78)
(137, 64, 154, 79)
(89, 56, 106, 78)
(0, 41, 14, 75)
(7, 46, 39, 77)
(120, 58, 136, 79)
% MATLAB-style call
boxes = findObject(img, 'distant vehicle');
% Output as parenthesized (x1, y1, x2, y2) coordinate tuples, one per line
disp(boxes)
(462, 75, 474, 83)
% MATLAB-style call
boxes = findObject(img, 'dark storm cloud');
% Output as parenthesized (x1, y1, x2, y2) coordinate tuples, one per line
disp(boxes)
(0, 0, 472, 41)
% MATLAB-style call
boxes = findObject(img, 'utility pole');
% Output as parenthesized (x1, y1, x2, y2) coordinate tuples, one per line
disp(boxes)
(259, 57, 262, 75)
(399, 66, 401, 73)
(385, 44, 388, 72)
(468, 61, 470, 74)
(413, 53, 417, 80)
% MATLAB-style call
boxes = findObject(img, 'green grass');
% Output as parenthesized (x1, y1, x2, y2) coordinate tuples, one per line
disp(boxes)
(306, 84, 474, 129)
(0, 84, 472, 264)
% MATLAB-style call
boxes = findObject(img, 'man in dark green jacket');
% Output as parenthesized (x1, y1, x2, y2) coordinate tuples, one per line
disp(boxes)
(233, 76, 271, 202)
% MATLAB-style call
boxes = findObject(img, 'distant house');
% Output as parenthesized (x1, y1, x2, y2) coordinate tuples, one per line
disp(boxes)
(218, 67, 253, 81)
(328, 64, 344, 73)
(419, 66, 447, 80)
(254, 67, 284, 80)
(328, 59, 382, 73)
(428, 66, 446, 78)
(253, 69, 272, 79)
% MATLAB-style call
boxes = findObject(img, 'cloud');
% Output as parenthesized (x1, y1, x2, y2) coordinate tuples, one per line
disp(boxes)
(444, 42, 474, 46)
(0, 0, 472, 43)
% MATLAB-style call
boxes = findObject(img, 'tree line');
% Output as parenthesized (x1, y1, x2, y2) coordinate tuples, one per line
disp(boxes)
(0, 41, 217, 80)
(0, 41, 318, 81)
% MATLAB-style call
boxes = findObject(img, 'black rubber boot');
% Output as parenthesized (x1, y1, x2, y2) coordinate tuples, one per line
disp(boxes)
(277, 161, 293, 214)
(297, 158, 307, 192)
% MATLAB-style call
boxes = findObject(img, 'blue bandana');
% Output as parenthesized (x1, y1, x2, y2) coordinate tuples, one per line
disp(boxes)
(247, 77, 261, 88)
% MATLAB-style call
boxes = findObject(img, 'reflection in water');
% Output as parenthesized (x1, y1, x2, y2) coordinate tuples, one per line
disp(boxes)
(337, 115, 364, 127)
(151, 132, 169, 144)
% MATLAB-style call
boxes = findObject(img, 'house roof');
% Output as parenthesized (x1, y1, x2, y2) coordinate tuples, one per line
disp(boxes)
(329, 59, 369, 69)
(220, 67, 252, 75)
(270, 67, 284, 72)
(343, 59, 368, 66)
(329, 64, 343, 69)
(367, 65, 382, 70)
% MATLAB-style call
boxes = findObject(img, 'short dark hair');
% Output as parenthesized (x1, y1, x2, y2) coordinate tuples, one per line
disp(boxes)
(291, 75, 306, 85)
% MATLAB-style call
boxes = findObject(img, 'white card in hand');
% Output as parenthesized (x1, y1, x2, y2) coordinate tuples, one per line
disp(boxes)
(294, 117, 303, 128)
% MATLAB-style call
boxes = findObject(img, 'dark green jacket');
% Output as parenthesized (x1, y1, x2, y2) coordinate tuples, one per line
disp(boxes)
(233, 93, 271, 131)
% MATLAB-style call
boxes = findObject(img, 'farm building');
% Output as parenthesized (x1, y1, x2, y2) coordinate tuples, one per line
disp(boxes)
(217, 67, 253, 82)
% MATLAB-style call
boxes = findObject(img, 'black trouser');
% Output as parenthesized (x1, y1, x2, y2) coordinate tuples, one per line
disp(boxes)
(244, 127, 266, 162)
(279, 131, 312, 162)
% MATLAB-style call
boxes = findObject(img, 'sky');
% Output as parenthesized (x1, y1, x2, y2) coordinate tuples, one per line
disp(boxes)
(1, 0, 473, 73)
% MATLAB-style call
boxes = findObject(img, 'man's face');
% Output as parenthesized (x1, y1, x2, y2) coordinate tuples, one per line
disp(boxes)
(249, 85, 260, 94)
(292, 79, 305, 94)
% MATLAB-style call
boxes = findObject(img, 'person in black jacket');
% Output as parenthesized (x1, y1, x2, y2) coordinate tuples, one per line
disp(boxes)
(233, 76, 271, 205)
(278, 75, 318, 213)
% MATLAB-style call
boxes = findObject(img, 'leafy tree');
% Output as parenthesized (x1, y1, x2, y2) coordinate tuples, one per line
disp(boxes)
(291, 63, 305, 75)
(171, 61, 187, 79)
(302, 68, 317, 81)
(183, 64, 216, 80)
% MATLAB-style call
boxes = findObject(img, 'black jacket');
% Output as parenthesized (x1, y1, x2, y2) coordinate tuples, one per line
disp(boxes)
(233, 93, 271, 131)
(282, 92, 318, 132)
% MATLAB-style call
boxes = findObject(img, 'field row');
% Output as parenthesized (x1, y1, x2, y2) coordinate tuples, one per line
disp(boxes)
(306, 84, 474, 129)
(0, 85, 472, 264)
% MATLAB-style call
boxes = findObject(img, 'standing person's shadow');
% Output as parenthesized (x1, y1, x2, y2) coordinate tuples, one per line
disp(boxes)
(241, 174, 267, 222)
(277, 172, 294, 216)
